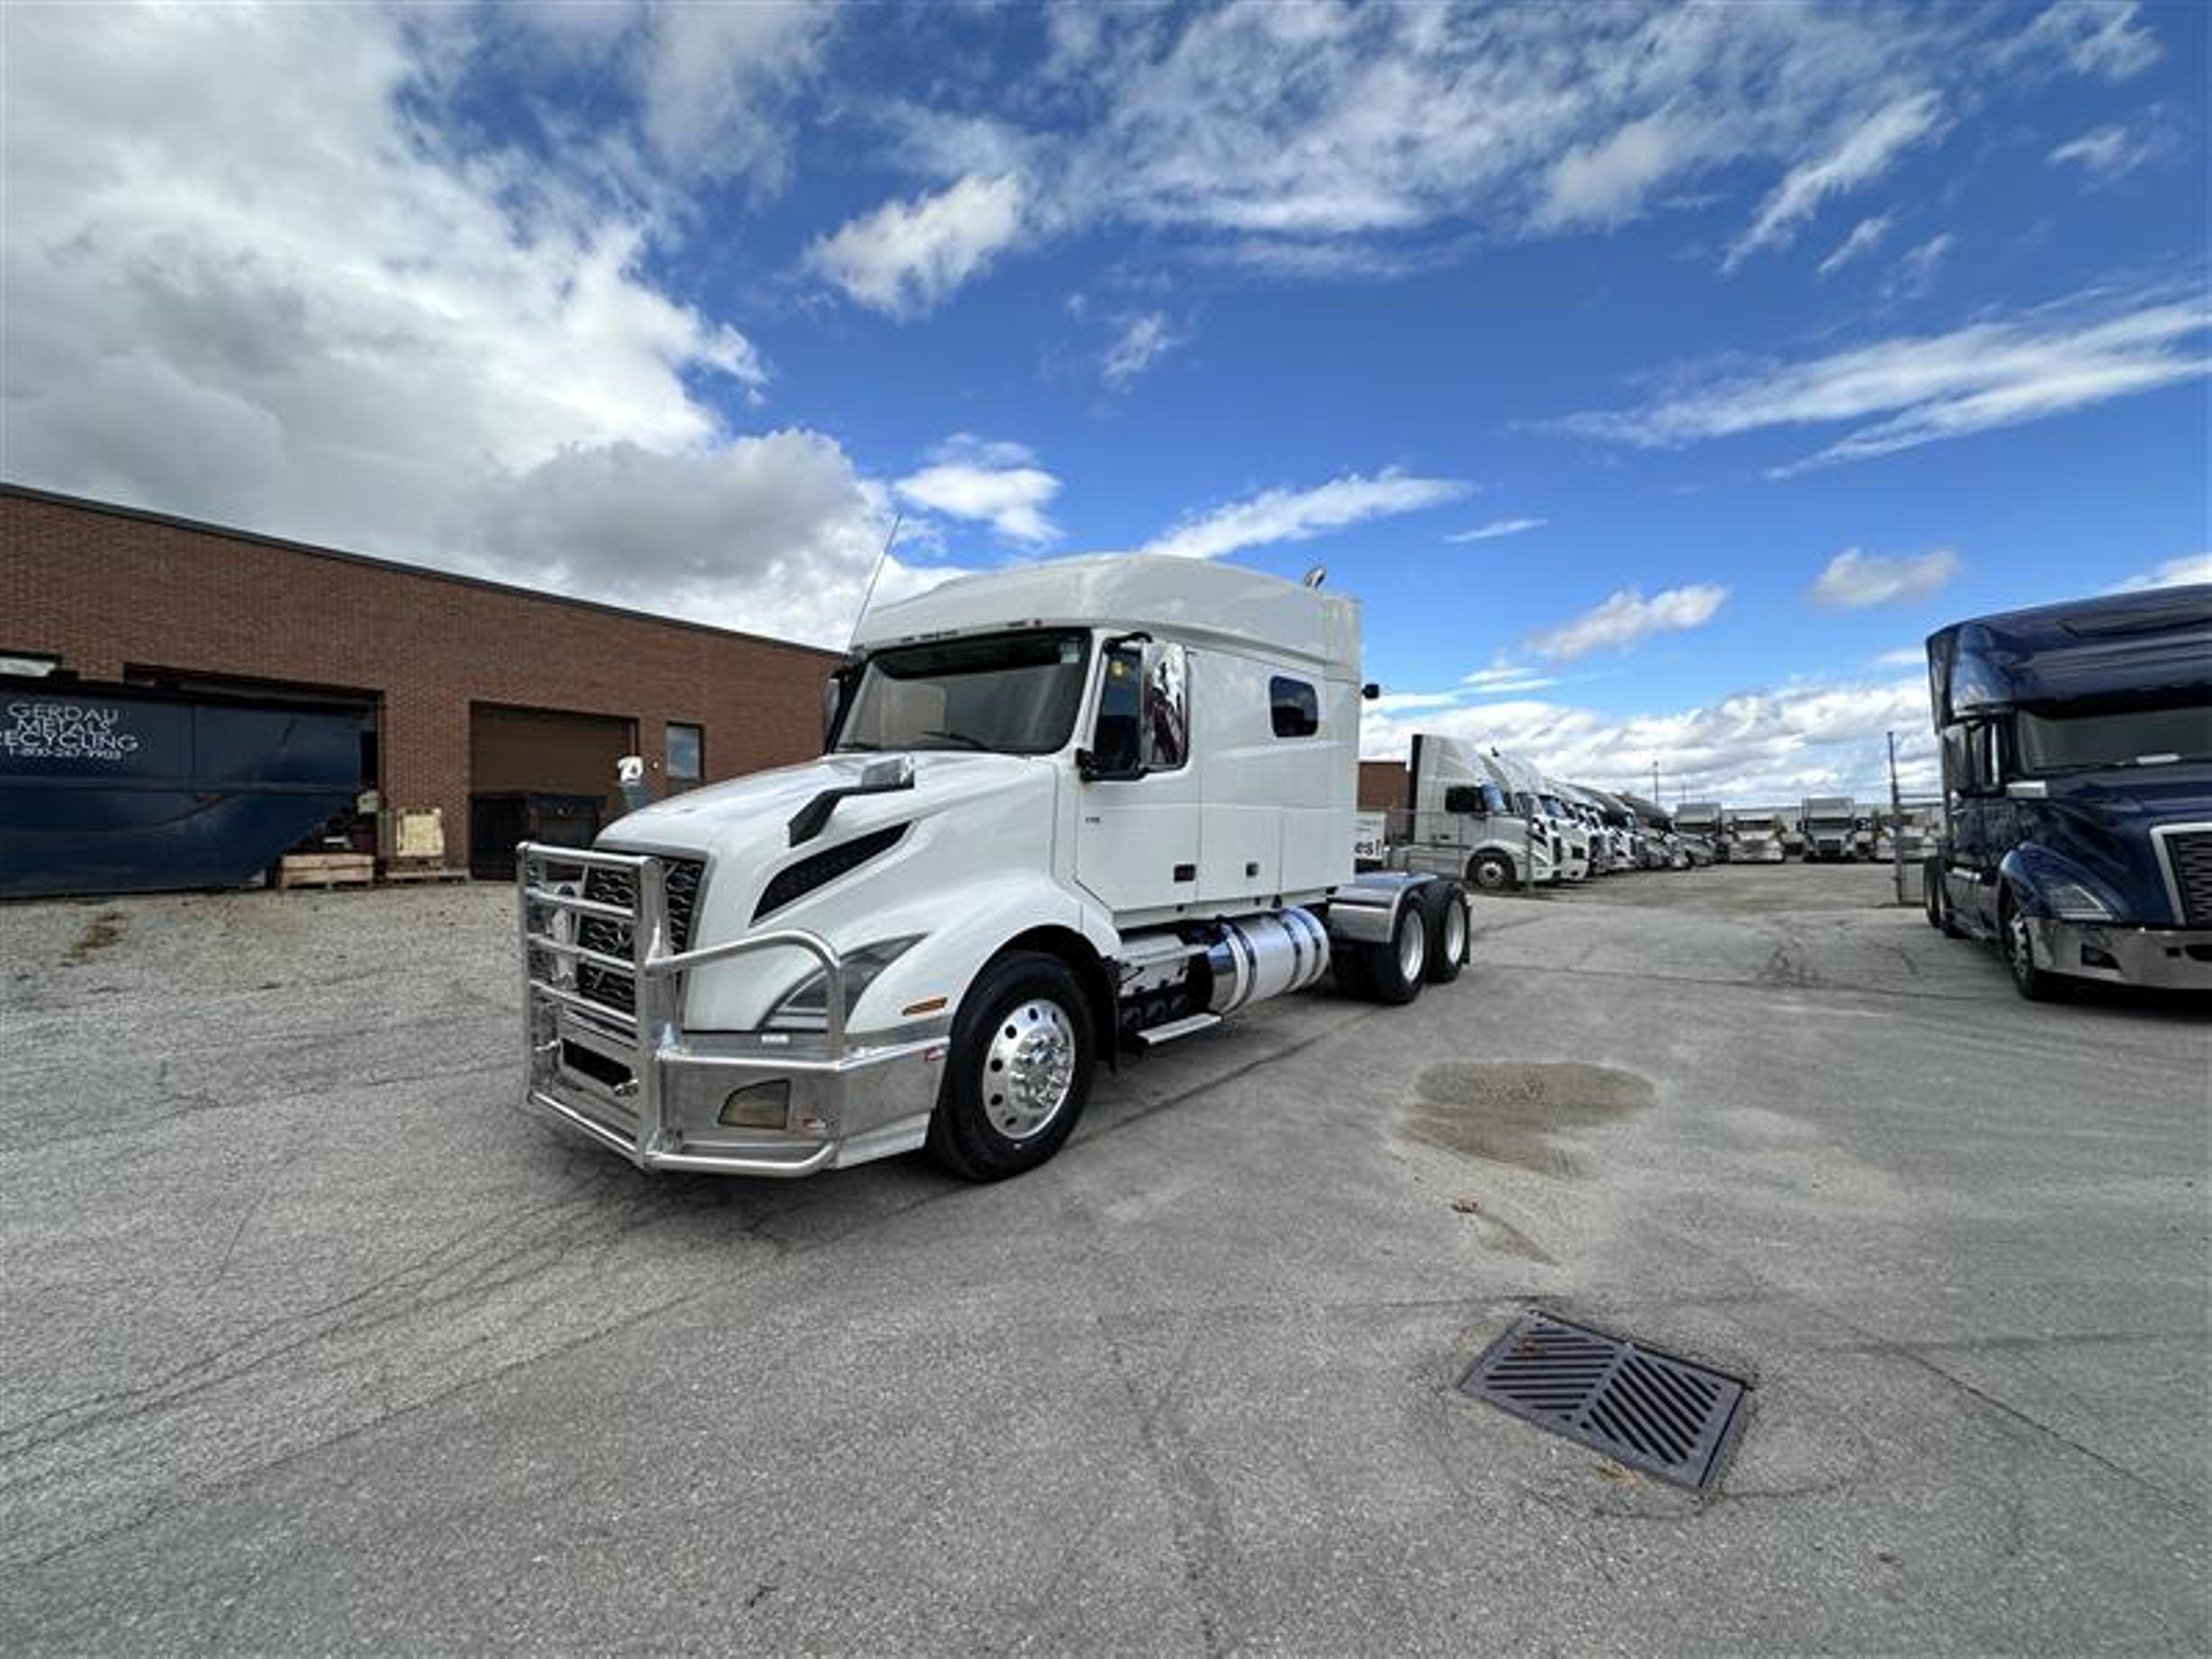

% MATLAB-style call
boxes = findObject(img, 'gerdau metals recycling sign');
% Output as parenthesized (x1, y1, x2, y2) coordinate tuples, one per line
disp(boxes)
(3, 699, 143, 762)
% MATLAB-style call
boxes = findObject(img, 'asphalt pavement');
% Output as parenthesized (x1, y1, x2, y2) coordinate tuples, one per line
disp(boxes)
(3, 863, 2206, 1653)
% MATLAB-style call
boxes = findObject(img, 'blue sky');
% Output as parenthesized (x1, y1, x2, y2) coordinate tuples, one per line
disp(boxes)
(5, 1, 2206, 800)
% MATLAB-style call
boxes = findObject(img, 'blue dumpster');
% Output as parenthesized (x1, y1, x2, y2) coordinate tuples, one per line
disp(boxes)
(1, 678, 366, 897)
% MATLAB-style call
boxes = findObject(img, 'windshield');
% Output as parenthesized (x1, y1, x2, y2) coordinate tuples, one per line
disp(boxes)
(834, 630, 1090, 755)
(2016, 702, 2212, 774)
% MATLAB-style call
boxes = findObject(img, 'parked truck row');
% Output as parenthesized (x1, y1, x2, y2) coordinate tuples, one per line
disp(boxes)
(1361, 736, 1706, 889)
(509, 558, 2209, 1188)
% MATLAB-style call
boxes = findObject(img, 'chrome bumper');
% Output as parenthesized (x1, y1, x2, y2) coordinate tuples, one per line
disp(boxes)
(2028, 918, 2212, 992)
(517, 843, 948, 1177)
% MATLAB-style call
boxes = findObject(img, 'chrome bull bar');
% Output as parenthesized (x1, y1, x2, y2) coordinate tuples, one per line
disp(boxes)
(518, 840, 893, 1175)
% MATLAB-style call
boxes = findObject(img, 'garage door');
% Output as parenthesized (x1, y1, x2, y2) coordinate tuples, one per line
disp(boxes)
(468, 703, 635, 874)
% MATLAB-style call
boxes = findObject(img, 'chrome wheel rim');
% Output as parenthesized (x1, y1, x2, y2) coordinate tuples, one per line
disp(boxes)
(1474, 859, 1508, 891)
(1397, 908, 1427, 985)
(983, 999, 1078, 1141)
(1442, 899, 1467, 964)
(2005, 910, 2034, 984)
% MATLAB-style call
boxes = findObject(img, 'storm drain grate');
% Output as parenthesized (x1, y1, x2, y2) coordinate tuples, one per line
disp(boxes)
(1459, 1311, 1748, 1491)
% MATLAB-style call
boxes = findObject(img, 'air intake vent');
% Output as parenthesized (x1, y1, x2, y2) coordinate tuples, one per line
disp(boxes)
(2160, 828, 2212, 926)
(754, 825, 907, 923)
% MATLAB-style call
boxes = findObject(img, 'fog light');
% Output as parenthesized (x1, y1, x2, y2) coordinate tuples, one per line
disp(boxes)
(2080, 944, 2119, 972)
(718, 1080, 791, 1129)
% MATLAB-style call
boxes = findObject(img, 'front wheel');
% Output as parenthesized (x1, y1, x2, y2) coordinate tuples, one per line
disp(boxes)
(1467, 851, 1515, 892)
(1998, 889, 2064, 1003)
(927, 952, 1096, 1181)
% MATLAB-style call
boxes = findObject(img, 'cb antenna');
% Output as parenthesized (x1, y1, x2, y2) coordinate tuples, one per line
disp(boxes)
(847, 512, 903, 653)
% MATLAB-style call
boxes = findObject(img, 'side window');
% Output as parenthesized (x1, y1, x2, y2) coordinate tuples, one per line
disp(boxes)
(665, 721, 703, 791)
(1093, 645, 1142, 775)
(1270, 675, 1319, 739)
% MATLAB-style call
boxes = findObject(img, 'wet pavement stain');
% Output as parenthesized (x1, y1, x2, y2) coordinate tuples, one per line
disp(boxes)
(1408, 1061, 1654, 1177)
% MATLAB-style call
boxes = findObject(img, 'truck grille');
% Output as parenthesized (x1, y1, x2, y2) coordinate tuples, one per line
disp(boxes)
(2160, 828, 2212, 926)
(575, 857, 706, 1015)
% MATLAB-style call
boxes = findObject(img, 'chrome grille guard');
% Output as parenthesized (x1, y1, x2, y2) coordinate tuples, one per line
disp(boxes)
(517, 840, 851, 1169)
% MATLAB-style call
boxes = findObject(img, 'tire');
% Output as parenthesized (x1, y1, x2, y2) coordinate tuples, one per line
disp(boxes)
(1419, 881, 1468, 984)
(1331, 935, 1372, 999)
(927, 951, 1096, 1181)
(1359, 900, 1427, 1006)
(1467, 851, 1515, 893)
(1997, 888, 2065, 1003)
(1924, 859, 1965, 938)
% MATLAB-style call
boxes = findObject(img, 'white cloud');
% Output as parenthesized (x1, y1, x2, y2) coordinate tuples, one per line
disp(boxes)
(1873, 646, 1929, 668)
(1725, 91, 1945, 271)
(1368, 690, 1468, 715)
(2111, 553, 2212, 592)
(1882, 231, 1957, 300)
(894, 435, 1062, 547)
(806, 174, 1027, 316)
(1101, 312, 1185, 389)
(630, 1, 834, 188)
(849, 3, 2145, 291)
(1527, 585, 1729, 661)
(1535, 115, 1711, 232)
(1817, 214, 1894, 277)
(1811, 547, 1961, 609)
(1360, 673, 1939, 804)
(456, 432, 968, 646)
(1447, 517, 1548, 544)
(0, 2, 919, 649)
(1141, 468, 1469, 562)
(1555, 290, 2211, 473)
(1462, 661, 1559, 696)
(2047, 124, 2157, 182)
(2010, 1, 2162, 81)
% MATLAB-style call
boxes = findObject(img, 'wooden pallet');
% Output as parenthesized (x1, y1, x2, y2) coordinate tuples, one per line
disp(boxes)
(381, 861, 469, 884)
(278, 853, 374, 890)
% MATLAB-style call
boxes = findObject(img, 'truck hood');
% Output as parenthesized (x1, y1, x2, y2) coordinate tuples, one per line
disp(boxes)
(600, 749, 1051, 934)
(2017, 763, 2212, 923)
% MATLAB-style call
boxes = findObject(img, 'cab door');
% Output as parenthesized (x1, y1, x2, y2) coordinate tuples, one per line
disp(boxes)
(1073, 640, 1203, 919)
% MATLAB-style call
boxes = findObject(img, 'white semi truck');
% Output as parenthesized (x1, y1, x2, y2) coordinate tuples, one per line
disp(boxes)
(516, 556, 1469, 1181)
(1800, 795, 1858, 861)
(1389, 733, 1551, 890)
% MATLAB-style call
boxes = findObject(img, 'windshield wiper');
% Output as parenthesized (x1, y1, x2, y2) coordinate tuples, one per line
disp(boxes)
(914, 729, 988, 751)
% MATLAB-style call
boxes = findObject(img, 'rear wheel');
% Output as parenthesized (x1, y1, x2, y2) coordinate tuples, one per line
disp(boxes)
(1359, 900, 1427, 1006)
(927, 952, 1096, 1181)
(1420, 881, 1468, 984)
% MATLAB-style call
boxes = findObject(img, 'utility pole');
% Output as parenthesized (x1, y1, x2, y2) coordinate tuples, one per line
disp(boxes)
(1887, 729, 1907, 908)
(1650, 759, 1660, 804)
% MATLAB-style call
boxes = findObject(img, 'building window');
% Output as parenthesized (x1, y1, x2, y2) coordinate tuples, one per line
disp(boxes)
(1269, 676, 1319, 738)
(665, 722, 703, 790)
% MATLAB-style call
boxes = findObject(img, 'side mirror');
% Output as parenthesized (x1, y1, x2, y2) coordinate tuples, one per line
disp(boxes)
(1137, 641, 1188, 772)
(821, 673, 846, 747)
(1442, 785, 1482, 816)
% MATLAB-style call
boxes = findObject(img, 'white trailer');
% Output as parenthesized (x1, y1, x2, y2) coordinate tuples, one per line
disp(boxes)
(516, 556, 1469, 1181)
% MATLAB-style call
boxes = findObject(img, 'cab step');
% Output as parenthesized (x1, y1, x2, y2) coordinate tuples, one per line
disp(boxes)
(1131, 1012, 1223, 1050)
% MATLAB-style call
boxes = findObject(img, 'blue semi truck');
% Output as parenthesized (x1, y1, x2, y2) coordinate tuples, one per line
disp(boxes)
(1922, 584, 2212, 998)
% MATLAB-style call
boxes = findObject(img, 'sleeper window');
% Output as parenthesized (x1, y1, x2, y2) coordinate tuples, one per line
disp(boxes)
(1270, 676, 1319, 739)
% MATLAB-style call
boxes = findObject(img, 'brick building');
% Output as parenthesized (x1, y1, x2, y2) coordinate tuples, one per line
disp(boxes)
(1, 484, 839, 873)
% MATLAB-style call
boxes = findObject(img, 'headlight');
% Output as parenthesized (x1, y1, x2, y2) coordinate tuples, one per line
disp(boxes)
(2040, 880, 2114, 921)
(764, 935, 922, 1031)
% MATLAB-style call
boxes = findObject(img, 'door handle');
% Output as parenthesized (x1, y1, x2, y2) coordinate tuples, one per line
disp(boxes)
(1172, 863, 1196, 882)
